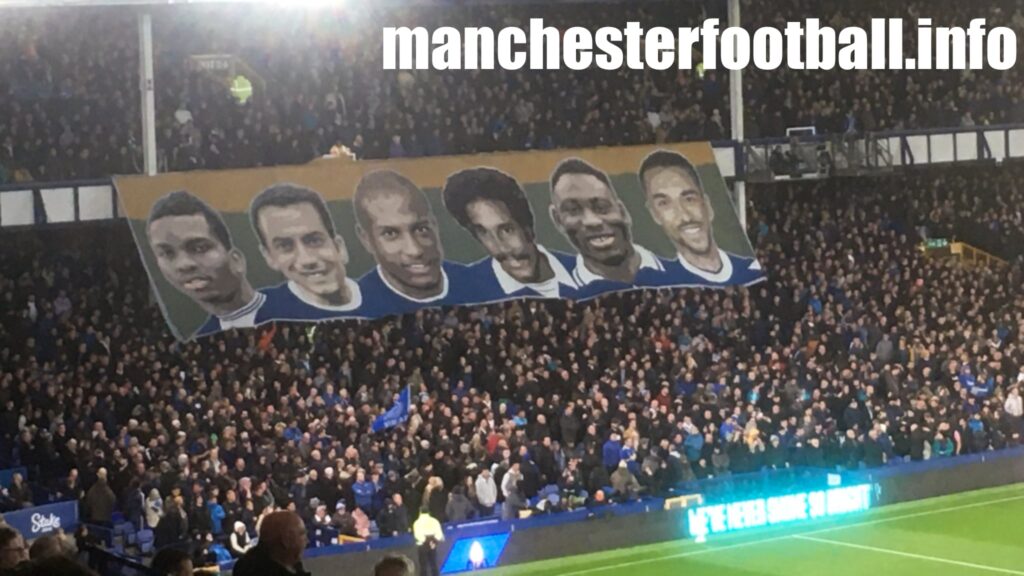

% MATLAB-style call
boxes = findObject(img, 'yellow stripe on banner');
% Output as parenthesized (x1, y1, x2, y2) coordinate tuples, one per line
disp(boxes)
(115, 142, 717, 216)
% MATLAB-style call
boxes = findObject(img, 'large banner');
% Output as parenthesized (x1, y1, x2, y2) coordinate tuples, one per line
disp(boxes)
(115, 143, 764, 340)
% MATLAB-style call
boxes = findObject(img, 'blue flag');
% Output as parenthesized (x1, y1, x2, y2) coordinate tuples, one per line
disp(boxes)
(372, 387, 410, 433)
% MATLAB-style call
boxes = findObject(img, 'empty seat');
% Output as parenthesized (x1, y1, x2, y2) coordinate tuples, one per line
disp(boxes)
(135, 529, 154, 554)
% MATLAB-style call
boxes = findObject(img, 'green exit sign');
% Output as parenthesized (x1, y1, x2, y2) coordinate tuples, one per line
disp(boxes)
(926, 238, 949, 248)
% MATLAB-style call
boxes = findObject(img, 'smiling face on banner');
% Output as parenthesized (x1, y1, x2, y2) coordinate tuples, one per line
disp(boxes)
(356, 174, 445, 299)
(551, 173, 633, 265)
(645, 167, 715, 258)
(257, 202, 351, 304)
(251, 184, 354, 307)
(443, 167, 551, 285)
(465, 198, 545, 282)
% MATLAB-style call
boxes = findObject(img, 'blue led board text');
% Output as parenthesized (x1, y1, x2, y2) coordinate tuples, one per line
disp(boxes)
(440, 532, 512, 574)
(687, 483, 873, 540)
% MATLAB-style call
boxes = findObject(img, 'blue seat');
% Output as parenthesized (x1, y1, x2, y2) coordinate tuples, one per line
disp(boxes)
(136, 529, 154, 554)
(113, 522, 134, 537)
(539, 485, 560, 498)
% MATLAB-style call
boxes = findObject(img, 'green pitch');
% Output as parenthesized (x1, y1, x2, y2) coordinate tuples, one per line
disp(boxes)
(488, 483, 1024, 576)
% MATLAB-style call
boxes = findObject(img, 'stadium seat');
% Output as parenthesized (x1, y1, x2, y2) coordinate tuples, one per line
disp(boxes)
(113, 522, 135, 538)
(539, 485, 560, 499)
(135, 529, 154, 554)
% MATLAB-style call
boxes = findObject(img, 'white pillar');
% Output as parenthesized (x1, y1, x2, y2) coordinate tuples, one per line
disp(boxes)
(139, 13, 158, 176)
(727, 0, 746, 228)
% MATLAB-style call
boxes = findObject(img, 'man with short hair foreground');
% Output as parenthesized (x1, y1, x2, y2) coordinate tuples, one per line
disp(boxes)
(232, 511, 310, 576)
(374, 554, 416, 576)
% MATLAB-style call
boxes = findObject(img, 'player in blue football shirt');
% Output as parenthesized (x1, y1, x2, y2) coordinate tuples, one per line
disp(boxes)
(442, 167, 577, 302)
(146, 190, 264, 339)
(250, 183, 364, 323)
(547, 158, 670, 300)
(637, 149, 765, 287)
(354, 170, 474, 317)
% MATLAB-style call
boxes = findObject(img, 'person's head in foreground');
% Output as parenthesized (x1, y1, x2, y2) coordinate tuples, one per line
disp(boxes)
(374, 553, 416, 576)
(28, 534, 67, 561)
(23, 556, 98, 576)
(150, 547, 194, 576)
(0, 526, 28, 571)
(253, 511, 308, 569)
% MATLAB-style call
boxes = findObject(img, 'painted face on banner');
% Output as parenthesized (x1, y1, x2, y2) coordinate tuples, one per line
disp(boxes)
(644, 167, 715, 258)
(551, 173, 633, 267)
(465, 198, 543, 283)
(359, 187, 444, 298)
(257, 202, 351, 306)
(148, 214, 244, 307)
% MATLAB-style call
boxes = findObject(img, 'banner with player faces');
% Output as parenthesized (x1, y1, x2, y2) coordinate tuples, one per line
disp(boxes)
(115, 142, 764, 341)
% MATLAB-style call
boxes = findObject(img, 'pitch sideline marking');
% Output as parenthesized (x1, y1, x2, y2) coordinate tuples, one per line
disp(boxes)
(794, 535, 1024, 575)
(555, 493, 1024, 575)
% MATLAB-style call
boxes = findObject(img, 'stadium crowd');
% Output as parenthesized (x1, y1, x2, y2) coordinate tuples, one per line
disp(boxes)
(907, 166, 1024, 262)
(1, 0, 1023, 572)
(2, 0, 1024, 183)
(0, 162, 1021, 570)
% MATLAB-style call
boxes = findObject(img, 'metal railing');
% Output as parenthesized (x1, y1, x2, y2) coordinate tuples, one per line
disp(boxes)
(2, 123, 1023, 229)
(951, 242, 1008, 268)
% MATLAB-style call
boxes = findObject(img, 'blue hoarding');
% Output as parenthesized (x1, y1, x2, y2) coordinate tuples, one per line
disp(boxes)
(5, 500, 79, 540)
(687, 483, 874, 542)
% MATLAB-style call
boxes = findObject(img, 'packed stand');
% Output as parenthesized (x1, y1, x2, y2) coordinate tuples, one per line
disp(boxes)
(0, 164, 1021, 566)
(905, 164, 1024, 262)
(3, 0, 1024, 184)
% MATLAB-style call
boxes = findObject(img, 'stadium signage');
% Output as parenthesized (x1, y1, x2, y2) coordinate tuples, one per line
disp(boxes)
(187, 54, 234, 73)
(687, 484, 873, 541)
(440, 532, 512, 574)
(5, 501, 79, 539)
(30, 512, 61, 534)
